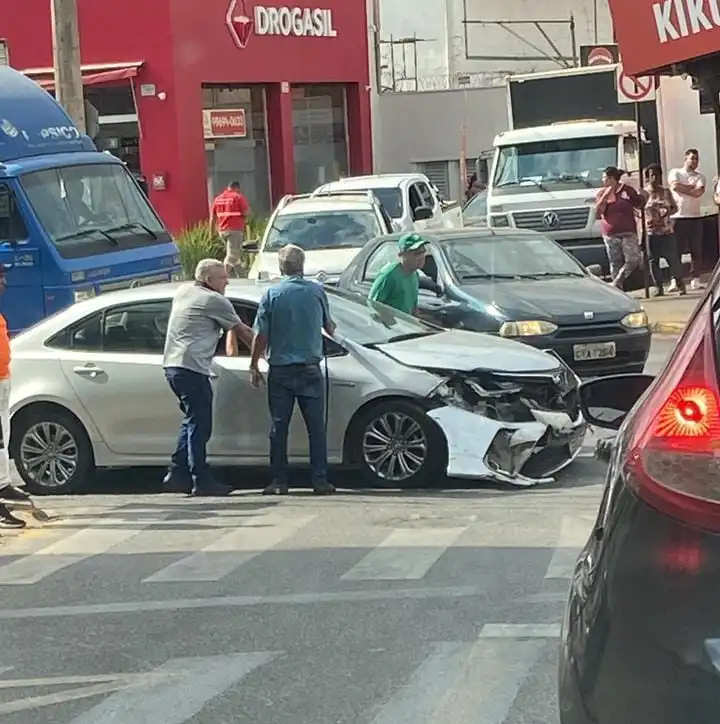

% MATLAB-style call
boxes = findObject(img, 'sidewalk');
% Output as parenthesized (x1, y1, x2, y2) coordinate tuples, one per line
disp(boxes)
(629, 288, 703, 335)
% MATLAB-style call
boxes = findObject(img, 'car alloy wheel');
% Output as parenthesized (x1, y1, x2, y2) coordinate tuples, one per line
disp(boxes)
(19, 421, 79, 490)
(362, 411, 428, 482)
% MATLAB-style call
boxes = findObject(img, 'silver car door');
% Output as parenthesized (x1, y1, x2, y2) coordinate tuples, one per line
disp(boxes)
(55, 300, 180, 457)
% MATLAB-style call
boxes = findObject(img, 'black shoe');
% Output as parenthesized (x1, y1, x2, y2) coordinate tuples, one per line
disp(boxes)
(0, 485, 30, 502)
(189, 482, 232, 497)
(0, 503, 25, 528)
(262, 482, 289, 496)
(678, 286, 688, 296)
(163, 469, 192, 494)
(313, 481, 335, 496)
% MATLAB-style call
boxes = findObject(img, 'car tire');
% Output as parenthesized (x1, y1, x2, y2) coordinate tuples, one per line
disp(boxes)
(349, 399, 447, 488)
(10, 405, 95, 496)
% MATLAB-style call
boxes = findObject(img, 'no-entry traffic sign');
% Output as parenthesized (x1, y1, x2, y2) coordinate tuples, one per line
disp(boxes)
(616, 66, 656, 104)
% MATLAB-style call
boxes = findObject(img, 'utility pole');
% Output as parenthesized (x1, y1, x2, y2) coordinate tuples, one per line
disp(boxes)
(50, 0, 86, 133)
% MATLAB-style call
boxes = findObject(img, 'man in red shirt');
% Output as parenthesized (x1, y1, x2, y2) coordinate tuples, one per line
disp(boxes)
(210, 181, 251, 277)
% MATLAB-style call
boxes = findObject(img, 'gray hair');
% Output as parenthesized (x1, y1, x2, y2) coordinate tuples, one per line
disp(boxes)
(194, 258, 225, 283)
(278, 244, 305, 276)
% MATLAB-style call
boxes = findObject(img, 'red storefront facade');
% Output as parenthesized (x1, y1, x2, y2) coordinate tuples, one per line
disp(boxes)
(0, 0, 373, 231)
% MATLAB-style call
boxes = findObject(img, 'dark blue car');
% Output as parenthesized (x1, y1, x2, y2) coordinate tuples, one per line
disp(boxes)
(336, 228, 652, 376)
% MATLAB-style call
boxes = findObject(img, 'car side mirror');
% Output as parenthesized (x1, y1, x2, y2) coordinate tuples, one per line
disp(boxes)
(579, 373, 655, 430)
(391, 220, 403, 232)
(243, 239, 259, 252)
(586, 264, 603, 277)
(413, 206, 433, 221)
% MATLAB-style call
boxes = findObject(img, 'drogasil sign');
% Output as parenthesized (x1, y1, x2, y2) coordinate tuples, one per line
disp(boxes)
(608, 0, 720, 76)
(226, 0, 337, 49)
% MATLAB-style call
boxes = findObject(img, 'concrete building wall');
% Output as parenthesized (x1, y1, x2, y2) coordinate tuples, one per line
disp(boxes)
(379, 0, 614, 91)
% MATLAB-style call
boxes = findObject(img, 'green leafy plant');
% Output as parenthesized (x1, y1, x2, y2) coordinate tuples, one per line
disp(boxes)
(174, 217, 268, 280)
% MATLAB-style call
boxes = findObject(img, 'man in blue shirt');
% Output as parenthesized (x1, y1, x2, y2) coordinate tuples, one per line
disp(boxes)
(250, 244, 336, 496)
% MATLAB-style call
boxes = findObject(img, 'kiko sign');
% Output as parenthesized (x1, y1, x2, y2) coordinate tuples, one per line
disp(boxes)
(227, 0, 337, 49)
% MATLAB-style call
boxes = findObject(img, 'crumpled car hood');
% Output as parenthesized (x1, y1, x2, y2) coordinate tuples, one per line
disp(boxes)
(375, 329, 560, 374)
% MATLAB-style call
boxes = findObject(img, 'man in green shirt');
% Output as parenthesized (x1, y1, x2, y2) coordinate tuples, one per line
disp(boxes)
(368, 232, 429, 315)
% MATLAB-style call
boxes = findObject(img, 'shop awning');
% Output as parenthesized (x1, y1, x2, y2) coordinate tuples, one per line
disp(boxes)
(609, 0, 720, 76)
(34, 66, 139, 90)
(21, 61, 143, 90)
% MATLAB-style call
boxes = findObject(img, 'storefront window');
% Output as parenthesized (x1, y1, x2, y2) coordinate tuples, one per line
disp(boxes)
(202, 85, 271, 216)
(292, 85, 349, 193)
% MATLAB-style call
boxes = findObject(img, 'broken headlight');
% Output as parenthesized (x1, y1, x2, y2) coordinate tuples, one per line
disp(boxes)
(428, 376, 525, 418)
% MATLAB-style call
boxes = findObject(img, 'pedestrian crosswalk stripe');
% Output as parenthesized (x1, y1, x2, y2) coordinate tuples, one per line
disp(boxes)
(428, 638, 546, 723)
(371, 642, 471, 723)
(544, 515, 594, 579)
(479, 623, 561, 638)
(142, 511, 318, 583)
(341, 527, 467, 581)
(0, 514, 169, 585)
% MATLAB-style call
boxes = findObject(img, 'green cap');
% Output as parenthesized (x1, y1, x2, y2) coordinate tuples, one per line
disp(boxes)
(397, 232, 429, 252)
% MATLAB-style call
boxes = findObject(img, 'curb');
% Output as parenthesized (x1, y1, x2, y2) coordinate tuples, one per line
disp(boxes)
(650, 321, 686, 335)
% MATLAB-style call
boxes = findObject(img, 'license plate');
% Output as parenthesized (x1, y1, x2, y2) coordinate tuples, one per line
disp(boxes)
(573, 342, 616, 361)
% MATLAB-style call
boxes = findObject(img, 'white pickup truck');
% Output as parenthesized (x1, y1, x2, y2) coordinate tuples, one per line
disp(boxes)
(315, 173, 463, 233)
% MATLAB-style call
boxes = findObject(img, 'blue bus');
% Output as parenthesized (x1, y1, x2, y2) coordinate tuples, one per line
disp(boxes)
(0, 66, 180, 334)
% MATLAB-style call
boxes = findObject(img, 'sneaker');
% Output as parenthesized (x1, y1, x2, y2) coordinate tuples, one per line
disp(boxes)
(263, 482, 289, 496)
(667, 279, 678, 292)
(0, 503, 25, 528)
(313, 481, 336, 496)
(690, 277, 704, 291)
(0, 485, 30, 502)
(162, 469, 192, 494)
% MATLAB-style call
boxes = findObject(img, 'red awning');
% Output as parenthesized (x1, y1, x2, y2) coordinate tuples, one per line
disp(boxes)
(36, 66, 138, 90)
(609, 0, 720, 76)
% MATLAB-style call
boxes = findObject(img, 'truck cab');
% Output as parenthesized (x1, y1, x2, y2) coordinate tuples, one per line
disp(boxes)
(0, 66, 180, 334)
(487, 120, 640, 271)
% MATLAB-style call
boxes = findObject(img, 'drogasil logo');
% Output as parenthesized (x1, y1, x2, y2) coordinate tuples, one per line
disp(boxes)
(226, 0, 337, 48)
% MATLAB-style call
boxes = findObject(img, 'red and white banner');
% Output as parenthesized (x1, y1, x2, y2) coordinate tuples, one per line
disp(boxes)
(202, 109, 247, 138)
(608, 0, 720, 76)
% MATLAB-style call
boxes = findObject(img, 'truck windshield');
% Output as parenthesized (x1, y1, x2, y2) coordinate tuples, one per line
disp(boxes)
(20, 163, 166, 256)
(493, 136, 618, 192)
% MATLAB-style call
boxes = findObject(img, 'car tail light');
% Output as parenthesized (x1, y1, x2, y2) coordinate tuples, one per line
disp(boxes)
(624, 295, 720, 531)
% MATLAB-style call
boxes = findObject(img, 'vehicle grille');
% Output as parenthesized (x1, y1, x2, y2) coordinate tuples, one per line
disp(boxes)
(512, 207, 590, 232)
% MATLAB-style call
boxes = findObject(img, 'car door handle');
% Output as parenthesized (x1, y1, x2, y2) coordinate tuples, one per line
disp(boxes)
(209, 372, 219, 379)
(73, 365, 104, 378)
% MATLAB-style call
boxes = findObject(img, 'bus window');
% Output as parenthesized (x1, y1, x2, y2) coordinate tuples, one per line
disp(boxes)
(0, 183, 29, 243)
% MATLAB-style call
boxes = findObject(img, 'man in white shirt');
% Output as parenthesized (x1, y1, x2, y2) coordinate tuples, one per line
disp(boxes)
(668, 148, 706, 291)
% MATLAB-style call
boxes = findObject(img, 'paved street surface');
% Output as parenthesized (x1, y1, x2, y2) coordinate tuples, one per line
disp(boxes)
(0, 337, 677, 723)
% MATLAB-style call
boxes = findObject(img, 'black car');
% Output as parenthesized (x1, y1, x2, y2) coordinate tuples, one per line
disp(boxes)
(336, 228, 652, 376)
(559, 278, 720, 724)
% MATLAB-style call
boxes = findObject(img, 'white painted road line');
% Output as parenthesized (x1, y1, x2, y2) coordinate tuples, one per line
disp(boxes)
(67, 652, 278, 724)
(341, 527, 467, 581)
(479, 624, 561, 639)
(372, 642, 470, 723)
(429, 639, 546, 723)
(0, 516, 169, 585)
(544, 515, 594, 579)
(142, 512, 317, 583)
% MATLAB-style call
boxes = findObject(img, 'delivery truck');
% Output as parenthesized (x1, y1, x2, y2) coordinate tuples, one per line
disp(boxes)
(486, 64, 718, 274)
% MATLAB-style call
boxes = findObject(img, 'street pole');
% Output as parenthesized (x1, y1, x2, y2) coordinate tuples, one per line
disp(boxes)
(50, 0, 86, 133)
(635, 100, 650, 299)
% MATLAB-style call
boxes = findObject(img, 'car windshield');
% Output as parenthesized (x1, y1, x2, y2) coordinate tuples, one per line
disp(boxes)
(20, 163, 165, 250)
(463, 190, 487, 218)
(443, 233, 586, 280)
(264, 210, 382, 252)
(492, 136, 618, 192)
(326, 287, 440, 346)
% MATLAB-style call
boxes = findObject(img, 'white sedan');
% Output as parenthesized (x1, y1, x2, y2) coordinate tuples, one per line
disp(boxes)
(8, 281, 587, 495)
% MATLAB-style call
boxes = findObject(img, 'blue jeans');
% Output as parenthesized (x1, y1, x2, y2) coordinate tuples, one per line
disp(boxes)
(267, 363, 327, 485)
(164, 367, 213, 485)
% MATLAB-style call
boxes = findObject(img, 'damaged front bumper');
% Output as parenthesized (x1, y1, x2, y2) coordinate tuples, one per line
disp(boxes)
(425, 367, 588, 486)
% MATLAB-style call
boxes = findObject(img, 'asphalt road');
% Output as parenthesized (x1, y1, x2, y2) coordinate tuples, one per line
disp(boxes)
(0, 336, 678, 724)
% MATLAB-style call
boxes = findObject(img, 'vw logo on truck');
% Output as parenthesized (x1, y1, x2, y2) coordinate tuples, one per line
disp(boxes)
(542, 211, 560, 229)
